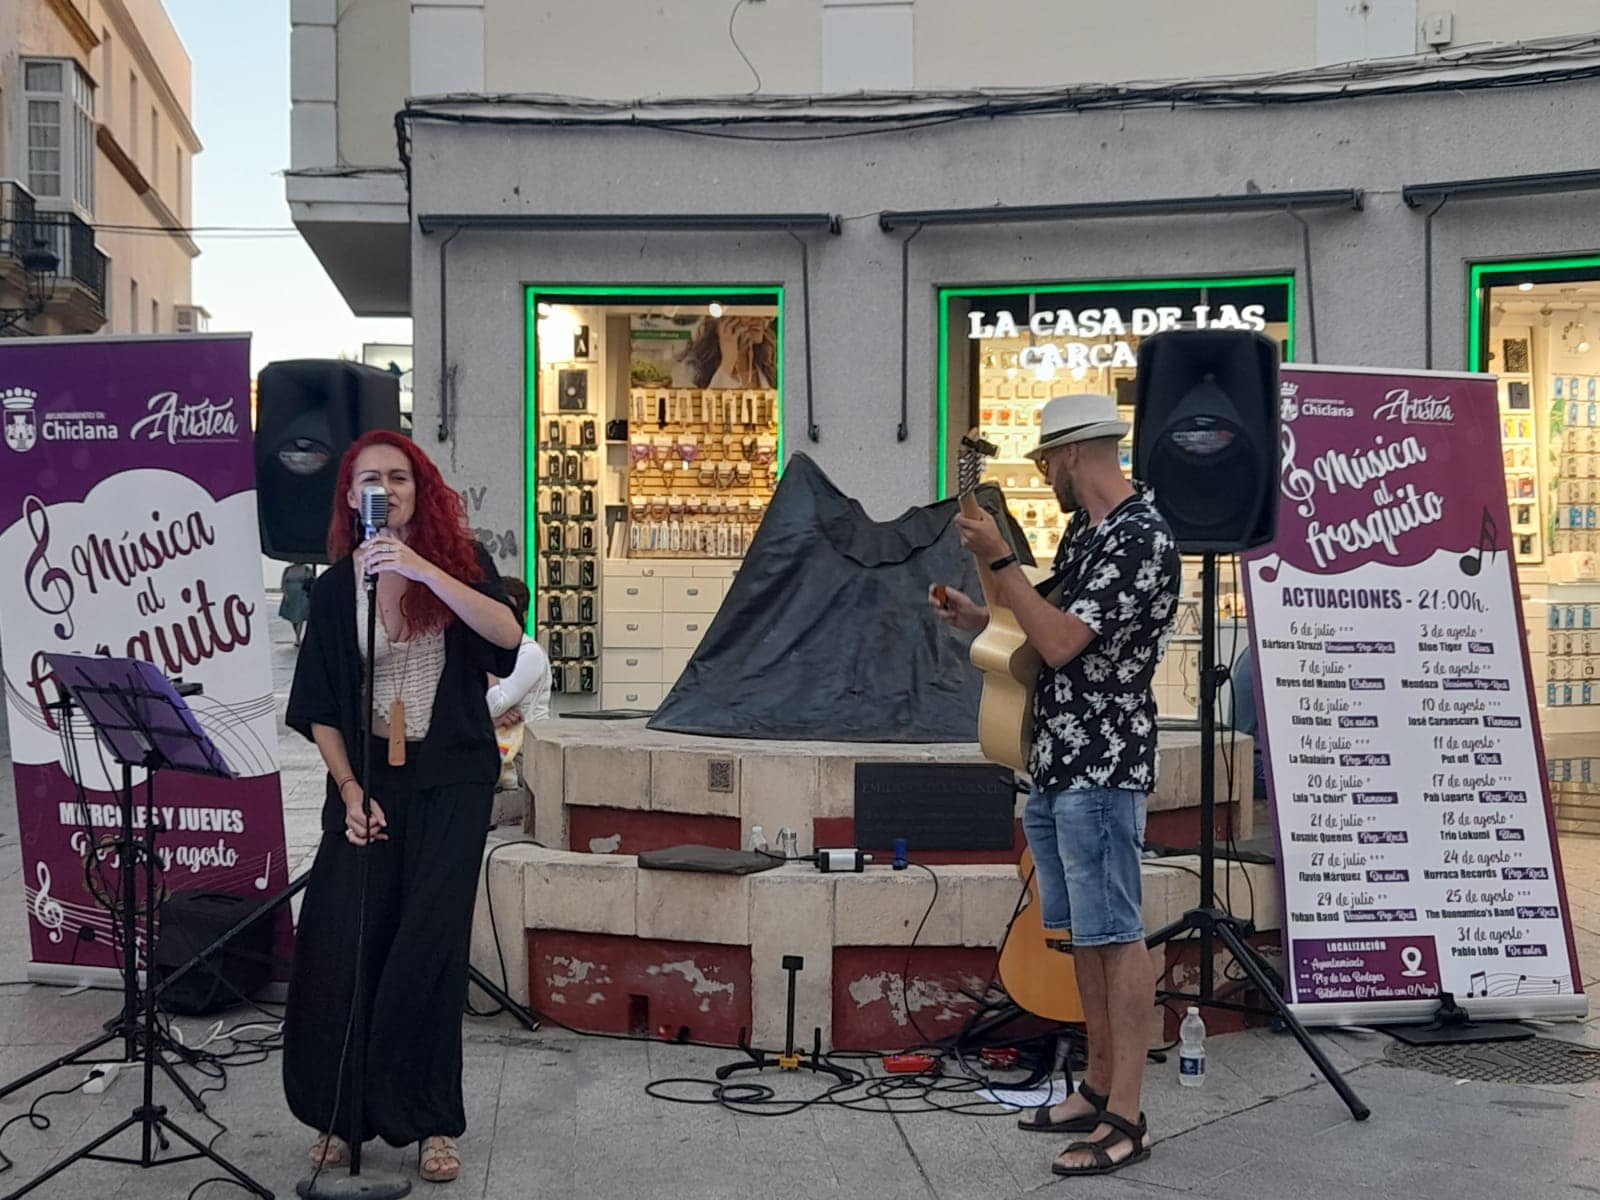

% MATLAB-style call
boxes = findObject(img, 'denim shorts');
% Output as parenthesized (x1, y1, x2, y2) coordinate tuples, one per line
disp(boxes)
(1022, 785, 1148, 947)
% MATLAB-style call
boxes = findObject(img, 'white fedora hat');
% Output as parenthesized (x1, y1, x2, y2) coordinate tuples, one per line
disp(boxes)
(1027, 393, 1130, 461)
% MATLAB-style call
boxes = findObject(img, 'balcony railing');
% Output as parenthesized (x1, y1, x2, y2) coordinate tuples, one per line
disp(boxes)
(1, 178, 108, 315)
(32, 211, 109, 301)
(0, 179, 39, 259)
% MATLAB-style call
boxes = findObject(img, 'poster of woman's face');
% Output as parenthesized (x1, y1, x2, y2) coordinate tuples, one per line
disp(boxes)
(675, 316, 777, 389)
(629, 313, 778, 390)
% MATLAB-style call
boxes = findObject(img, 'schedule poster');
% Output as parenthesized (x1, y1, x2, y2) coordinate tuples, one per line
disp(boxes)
(1243, 365, 1586, 1026)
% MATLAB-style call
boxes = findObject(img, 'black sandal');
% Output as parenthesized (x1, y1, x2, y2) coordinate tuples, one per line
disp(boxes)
(1051, 1110, 1150, 1176)
(1016, 1083, 1108, 1133)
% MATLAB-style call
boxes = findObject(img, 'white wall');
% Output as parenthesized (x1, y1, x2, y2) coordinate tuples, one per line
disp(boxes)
(308, 0, 1600, 171)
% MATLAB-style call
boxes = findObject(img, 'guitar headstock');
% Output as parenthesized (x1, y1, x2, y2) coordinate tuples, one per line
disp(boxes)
(957, 427, 998, 498)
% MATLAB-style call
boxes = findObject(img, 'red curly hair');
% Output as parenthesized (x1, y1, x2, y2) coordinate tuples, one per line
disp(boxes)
(326, 430, 483, 633)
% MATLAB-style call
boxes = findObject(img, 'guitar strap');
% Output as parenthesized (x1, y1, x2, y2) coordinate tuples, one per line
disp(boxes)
(1033, 568, 1069, 604)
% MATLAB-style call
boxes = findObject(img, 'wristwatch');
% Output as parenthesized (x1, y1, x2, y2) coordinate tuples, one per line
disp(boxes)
(989, 553, 1019, 572)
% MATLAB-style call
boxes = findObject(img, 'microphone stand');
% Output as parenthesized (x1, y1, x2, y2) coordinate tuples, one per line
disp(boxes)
(300, 524, 410, 1199)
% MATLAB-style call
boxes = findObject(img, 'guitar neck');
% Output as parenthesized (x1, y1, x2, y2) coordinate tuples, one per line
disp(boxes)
(959, 489, 1004, 610)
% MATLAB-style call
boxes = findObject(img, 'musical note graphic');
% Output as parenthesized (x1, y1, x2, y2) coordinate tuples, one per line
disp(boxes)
(1252, 554, 1282, 584)
(254, 852, 271, 891)
(1459, 506, 1500, 577)
(31, 863, 64, 944)
(1463, 971, 1568, 998)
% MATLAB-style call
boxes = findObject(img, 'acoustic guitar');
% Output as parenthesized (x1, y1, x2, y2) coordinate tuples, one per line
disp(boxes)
(943, 429, 1044, 776)
(997, 846, 1084, 1023)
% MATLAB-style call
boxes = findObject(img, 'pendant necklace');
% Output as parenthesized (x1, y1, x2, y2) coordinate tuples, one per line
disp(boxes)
(384, 586, 413, 767)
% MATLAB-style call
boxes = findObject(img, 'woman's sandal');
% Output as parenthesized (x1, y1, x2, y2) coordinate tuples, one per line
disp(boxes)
(419, 1135, 462, 1184)
(1051, 1110, 1151, 1177)
(308, 1134, 350, 1168)
(1017, 1083, 1108, 1133)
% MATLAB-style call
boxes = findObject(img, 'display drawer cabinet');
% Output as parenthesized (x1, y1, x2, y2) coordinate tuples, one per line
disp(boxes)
(1526, 581, 1600, 736)
(599, 559, 739, 710)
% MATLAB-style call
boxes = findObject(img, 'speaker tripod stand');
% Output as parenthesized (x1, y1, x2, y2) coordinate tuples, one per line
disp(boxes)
(1143, 555, 1369, 1121)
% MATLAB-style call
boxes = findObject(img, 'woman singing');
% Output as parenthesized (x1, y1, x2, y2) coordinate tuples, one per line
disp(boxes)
(283, 430, 521, 1184)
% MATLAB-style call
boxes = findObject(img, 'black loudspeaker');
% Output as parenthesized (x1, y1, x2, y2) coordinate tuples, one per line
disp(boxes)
(153, 890, 278, 1016)
(255, 359, 402, 563)
(1132, 330, 1281, 553)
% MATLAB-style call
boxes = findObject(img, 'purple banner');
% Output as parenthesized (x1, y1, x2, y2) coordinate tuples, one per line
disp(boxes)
(1292, 937, 1441, 1004)
(0, 336, 288, 974)
(1245, 365, 1585, 1019)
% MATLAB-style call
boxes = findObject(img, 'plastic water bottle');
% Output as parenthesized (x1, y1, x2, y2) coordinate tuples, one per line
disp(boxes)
(749, 825, 769, 853)
(1179, 1007, 1206, 1087)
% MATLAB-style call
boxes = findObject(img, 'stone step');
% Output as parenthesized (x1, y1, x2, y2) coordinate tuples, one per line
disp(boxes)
(523, 718, 1256, 859)
(471, 836, 1279, 1050)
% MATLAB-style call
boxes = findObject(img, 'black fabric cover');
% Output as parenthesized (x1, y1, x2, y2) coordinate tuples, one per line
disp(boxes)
(636, 845, 783, 875)
(647, 453, 1031, 741)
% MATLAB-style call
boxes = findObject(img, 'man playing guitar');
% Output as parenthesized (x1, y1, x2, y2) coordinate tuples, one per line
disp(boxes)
(931, 393, 1180, 1178)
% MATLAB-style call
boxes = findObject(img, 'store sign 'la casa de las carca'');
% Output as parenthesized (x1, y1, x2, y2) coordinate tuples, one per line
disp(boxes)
(968, 303, 1270, 371)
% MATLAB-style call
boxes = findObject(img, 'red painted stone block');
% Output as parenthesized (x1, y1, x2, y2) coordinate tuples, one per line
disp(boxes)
(1144, 802, 1244, 851)
(527, 930, 752, 1046)
(1156, 929, 1281, 1038)
(831, 946, 1000, 1051)
(568, 806, 741, 855)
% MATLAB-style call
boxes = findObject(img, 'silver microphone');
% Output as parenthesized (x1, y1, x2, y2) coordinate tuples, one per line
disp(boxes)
(360, 484, 388, 538)
(360, 485, 388, 576)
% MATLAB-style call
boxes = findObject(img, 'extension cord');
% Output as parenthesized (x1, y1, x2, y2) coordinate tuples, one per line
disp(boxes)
(83, 1062, 135, 1094)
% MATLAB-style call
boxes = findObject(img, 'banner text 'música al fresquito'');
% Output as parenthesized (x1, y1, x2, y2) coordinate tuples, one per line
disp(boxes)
(0, 336, 288, 973)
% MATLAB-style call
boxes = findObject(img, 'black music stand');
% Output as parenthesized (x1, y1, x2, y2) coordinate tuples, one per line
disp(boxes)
(0, 654, 273, 1200)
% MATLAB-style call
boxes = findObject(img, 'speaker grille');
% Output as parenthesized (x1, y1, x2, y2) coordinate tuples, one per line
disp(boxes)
(1132, 331, 1281, 553)
(254, 360, 401, 562)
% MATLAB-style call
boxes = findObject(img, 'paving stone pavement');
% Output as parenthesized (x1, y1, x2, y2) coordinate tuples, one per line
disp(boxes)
(0, 611, 1591, 1199)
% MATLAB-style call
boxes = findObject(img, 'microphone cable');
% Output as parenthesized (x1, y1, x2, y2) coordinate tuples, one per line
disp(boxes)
(309, 500, 387, 1192)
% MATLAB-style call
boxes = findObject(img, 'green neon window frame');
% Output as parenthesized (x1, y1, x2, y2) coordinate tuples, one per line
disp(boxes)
(523, 284, 785, 631)
(1468, 254, 1600, 371)
(935, 274, 1296, 498)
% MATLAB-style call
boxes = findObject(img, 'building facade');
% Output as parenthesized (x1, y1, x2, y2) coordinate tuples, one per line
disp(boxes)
(289, 4, 1600, 750)
(1, 0, 202, 337)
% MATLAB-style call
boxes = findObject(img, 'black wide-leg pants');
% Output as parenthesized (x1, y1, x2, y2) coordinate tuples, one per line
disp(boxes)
(283, 742, 492, 1147)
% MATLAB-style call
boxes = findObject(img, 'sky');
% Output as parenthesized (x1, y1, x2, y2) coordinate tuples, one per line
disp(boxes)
(164, 0, 410, 376)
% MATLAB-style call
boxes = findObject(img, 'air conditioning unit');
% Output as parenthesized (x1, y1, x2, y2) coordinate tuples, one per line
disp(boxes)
(174, 304, 210, 334)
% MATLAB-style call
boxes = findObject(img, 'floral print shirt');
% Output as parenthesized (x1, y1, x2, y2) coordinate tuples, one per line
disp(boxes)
(1028, 484, 1181, 794)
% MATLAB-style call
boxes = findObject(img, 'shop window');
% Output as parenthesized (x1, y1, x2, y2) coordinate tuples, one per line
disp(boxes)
(938, 275, 1293, 722)
(1469, 257, 1600, 750)
(938, 276, 1294, 528)
(1470, 257, 1600, 571)
(524, 287, 783, 712)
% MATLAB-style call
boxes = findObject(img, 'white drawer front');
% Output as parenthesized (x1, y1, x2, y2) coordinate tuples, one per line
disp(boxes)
(606, 561, 696, 577)
(664, 578, 721, 613)
(608, 576, 662, 611)
(603, 648, 663, 683)
(662, 646, 694, 683)
(602, 681, 663, 710)
(662, 614, 710, 648)
(605, 610, 663, 648)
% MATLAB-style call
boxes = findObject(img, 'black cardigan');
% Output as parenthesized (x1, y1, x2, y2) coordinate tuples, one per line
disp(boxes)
(285, 544, 519, 796)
